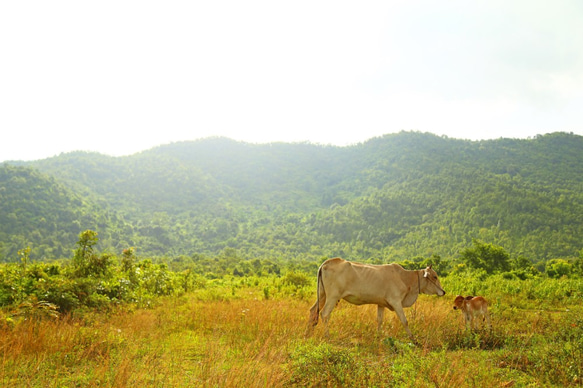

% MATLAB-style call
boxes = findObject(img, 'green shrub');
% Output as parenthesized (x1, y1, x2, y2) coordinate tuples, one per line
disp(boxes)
(282, 271, 311, 288)
(85, 292, 111, 310)
(546, 259, 573, 278)
(288, 342, 355, 386)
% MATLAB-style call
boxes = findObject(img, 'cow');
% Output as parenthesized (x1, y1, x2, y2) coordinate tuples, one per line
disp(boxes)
(307, 257, 446, 339)
(453, 295, 491, 330)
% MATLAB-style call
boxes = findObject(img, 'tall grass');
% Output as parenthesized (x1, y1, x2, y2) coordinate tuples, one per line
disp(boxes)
(1, 276, 582, 387)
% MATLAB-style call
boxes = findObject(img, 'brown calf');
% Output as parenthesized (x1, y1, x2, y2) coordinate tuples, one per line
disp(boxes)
(453, 295, 491, 329)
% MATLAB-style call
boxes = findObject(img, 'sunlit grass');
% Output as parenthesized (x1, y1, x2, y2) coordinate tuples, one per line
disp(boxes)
(1, 277, 582, 387)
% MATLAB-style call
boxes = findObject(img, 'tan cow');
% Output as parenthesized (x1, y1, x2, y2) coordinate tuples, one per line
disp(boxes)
(453, 295, 491, 329)
(308, 257, 446, 338)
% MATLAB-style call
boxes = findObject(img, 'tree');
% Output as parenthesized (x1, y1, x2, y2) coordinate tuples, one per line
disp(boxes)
(18, 247, 31, 274)
(72, 230, 112, 277)
(545, 259, 572, 278)
(573, 249, 583, 277)
(460, 239, 510, 274)
(121, 247, 136, 272)
(511, 255, 533, 271)
(73, 230, 99, 274)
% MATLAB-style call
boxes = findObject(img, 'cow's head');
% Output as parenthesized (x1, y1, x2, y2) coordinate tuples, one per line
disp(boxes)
(422, 265, 446, 296)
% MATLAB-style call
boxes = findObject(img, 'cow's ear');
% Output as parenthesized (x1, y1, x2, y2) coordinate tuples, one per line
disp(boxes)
(428, 265, 433, 270)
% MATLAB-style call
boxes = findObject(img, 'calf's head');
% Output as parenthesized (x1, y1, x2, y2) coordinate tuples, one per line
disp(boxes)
(453, 295, 465, 310)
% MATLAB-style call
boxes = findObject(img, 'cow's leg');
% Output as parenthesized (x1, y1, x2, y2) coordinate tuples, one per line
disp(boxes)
(306, 292, 327, 336)
(392, 304, 413, 339)
(306, 275, 327, 336)
(305, 301, 318, 337)
(376, 306, 385, 332)
(308, 295, 326, 327)
(320, 296, 341, 337)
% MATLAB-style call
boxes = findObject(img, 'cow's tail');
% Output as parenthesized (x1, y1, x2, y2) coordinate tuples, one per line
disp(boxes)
(308, 265, 324, 327)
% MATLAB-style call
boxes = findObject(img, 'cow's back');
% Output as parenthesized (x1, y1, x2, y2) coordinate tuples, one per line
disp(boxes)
(320, 259, 409, 305)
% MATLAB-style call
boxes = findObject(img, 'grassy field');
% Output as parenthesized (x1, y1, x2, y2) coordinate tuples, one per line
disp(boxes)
(1, 275, 582, 387)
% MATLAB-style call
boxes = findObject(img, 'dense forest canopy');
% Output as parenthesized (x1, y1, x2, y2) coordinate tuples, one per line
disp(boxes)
(1, 131, 583, 266)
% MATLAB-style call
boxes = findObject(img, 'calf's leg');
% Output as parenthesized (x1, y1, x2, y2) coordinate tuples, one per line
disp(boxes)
(484, 308, 491, 329)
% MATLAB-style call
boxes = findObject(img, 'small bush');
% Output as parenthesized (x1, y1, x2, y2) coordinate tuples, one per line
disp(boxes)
(282, 271, 311, 288)
(287, 342, 355, 386)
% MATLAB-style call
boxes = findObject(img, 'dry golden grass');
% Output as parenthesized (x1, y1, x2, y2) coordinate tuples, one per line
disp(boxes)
(1, 284, 581, 387)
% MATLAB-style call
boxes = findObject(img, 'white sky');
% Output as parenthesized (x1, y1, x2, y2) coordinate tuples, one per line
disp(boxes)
(1, 1, 583, 162)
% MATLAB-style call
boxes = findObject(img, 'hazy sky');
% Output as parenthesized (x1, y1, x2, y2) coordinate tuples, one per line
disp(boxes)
(2, 1, 583, 162)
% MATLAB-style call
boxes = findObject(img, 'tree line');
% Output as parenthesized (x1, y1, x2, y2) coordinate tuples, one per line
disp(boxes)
(2, 230, 582, 322)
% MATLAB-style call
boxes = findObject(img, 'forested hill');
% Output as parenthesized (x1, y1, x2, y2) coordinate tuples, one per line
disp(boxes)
(1, 131, 583, 264)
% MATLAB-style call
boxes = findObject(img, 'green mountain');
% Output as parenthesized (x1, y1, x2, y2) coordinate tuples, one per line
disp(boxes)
(2, 131, 582, 263)
(0, 164, 128, 260)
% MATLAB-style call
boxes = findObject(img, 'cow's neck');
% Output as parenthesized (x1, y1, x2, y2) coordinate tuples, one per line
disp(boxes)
(402, 269, 421, 307)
